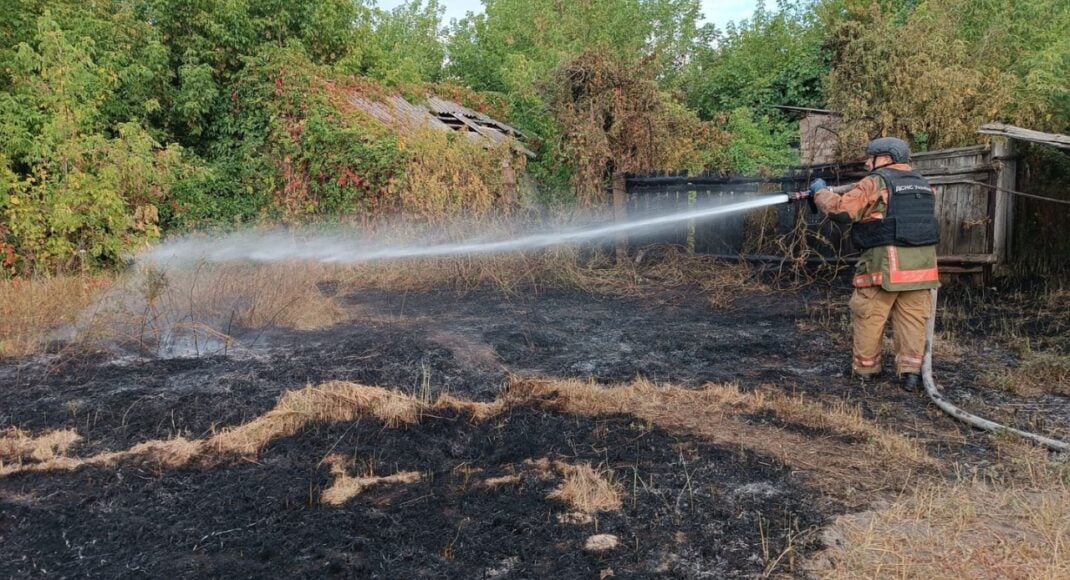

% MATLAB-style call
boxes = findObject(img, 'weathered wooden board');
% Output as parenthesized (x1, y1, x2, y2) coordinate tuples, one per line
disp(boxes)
(625, 144, 1002, 269)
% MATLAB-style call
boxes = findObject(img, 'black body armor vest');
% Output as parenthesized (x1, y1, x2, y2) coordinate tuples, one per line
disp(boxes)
(851, 168, 940, 249)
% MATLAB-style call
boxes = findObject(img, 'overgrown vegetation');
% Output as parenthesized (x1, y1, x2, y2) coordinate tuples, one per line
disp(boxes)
(4, 0, 1066, 276)
(3, 4, 1068, 574)
(546, 51, 729, 203)
(822, 0, 1066, 152)
(0, 275, 107, 356)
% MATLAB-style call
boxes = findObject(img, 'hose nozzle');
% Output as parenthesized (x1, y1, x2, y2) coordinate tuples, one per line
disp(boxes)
(786, 189, 818, 213)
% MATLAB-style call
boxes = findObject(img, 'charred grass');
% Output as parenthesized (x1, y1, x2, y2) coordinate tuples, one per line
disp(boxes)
(0, 377, 931, 487)
(5, 262, 1069, 577)
(986, 346, 1070, 397)
(0, 379, 826, 578)
(0, 381, 502, 476)
(939, 283, 1070, 353)
(2, 366, 1065, 577)
(6, 242, 767, 358)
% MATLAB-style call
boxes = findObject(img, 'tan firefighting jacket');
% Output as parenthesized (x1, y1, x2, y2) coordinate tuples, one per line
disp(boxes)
(814, 163, 941, 291)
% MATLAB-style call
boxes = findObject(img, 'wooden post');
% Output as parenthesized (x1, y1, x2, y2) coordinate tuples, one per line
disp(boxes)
(500, 158, 517, 208)
(991, 138, 1016, 274)
(612, 171, 628, 262)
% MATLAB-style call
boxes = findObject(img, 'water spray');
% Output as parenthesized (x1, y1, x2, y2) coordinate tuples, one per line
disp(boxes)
(144, 194, 793, 266)
(139, 184, 1069, 452)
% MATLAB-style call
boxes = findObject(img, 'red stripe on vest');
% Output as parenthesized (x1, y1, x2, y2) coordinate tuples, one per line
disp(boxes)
(889, 267, 940, 283)
(886, 245, 939, 284)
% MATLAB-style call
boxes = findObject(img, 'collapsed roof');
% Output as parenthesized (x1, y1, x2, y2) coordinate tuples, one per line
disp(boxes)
(346, 91, 535, 158)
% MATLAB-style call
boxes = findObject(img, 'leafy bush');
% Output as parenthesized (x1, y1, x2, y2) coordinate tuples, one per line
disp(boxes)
(0, 16, 192, 275)
(545, 51, 731, 204)
(824, 0, 1070, 152)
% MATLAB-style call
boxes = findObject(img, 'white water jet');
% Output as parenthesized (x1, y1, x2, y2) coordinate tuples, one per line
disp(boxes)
(143, 194, 789, 267)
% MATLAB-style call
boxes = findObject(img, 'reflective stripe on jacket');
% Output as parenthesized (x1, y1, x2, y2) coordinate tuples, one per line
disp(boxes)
(815, 163, 940, 292)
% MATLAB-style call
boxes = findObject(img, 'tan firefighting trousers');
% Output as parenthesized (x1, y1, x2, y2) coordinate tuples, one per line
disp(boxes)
(849, 287, 932, 376)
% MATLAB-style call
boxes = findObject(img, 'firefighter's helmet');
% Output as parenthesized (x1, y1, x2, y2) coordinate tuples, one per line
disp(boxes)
(865, 137, 910, 163)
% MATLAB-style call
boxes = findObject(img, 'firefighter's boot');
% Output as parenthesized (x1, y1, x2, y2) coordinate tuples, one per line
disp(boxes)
(901, 373, 921, 393)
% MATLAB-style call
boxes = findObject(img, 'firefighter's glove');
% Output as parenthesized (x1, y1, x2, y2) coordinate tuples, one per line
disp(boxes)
(808, 178, 828, 196)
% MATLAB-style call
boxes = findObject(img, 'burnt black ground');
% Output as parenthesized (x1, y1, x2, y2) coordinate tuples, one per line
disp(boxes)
(1, 408, 824, 578)
(1, 281, 1066, 577)
(1, 288, 826, 456)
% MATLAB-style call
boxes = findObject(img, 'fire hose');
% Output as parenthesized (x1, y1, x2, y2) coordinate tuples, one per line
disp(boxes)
(922, 288, 1069, 453)
(786, 184, 1070, 453)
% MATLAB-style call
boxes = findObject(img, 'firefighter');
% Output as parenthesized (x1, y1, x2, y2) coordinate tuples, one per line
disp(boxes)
(806, 137, 940, 392)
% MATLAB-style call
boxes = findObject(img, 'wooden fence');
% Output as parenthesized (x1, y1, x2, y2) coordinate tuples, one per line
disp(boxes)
(623, 144, 1013, 276)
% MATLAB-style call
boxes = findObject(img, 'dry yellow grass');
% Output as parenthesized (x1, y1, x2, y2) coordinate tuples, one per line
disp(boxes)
(2, 263, 353, 358)
(814, 477, 1069, 578)
(547, 461, 624, 514)
(0, 434, 204, 476)
(6, 222, 772, 358)
(480, 474, 522, 489)
(509, 377, 936, 484)
(544, 246, 765, 309)
(809, 440, 1070, 578)
(761, 392, 933, 465)
(988, 351, 1070, 397)
(208, 381, 503, 457)
(206, 384, 414, 458)
(320, 454, 422, 506)
(0, 427, 83, 465)
(0, 275, 108, 357)
(325, 241, 766, 309)
(89, 262, 349, 346)
(0, 381, 503, 476)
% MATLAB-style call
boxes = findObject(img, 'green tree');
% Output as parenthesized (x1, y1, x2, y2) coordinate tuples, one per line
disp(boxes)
(545, 51, 730, 203)
(675, 1, 823, 174)
(356, 0, 447, 84)
(446, 0, 705, 93)
(712, 108, 798, 175)
(823, 0, 1070, 152)
(682, 1, 827, 118)
(0, 16, 191, 274)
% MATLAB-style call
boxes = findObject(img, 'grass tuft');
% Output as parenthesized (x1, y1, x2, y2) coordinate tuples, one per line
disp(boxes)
(988, 351, 1070, 397)
(547, 461, 624, 514)
(0, 427, 83, 466)
(0, 276, 108, 357)
(320, 454, 422, 506)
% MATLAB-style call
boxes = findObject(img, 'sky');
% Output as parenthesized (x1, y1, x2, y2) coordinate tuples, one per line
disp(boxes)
(377, 0, 760, 32)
